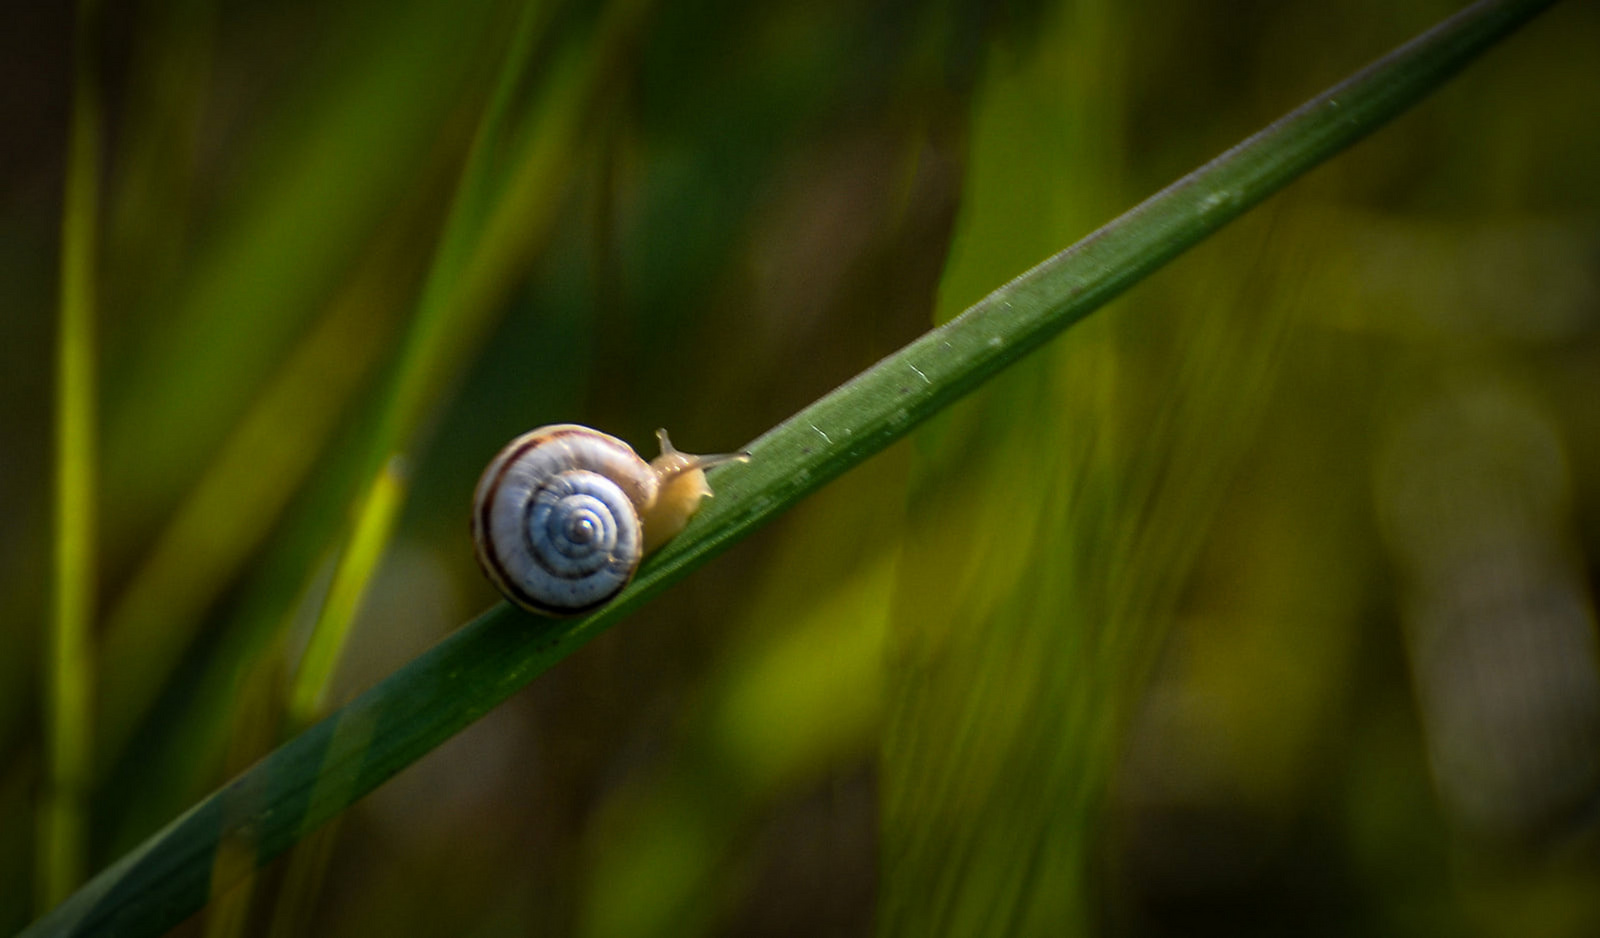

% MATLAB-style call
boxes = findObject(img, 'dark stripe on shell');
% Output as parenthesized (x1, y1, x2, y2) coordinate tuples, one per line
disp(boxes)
(472, 427, 640, 616)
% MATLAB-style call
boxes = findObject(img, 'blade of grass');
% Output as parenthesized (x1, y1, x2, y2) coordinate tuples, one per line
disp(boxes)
(38, 0, 102, 913)
(78, 0, 504, 792)
(98, 0, 501, 548)
(20, 1, 1560, 934)
(278, 0, 551, 726)
(286, 457, 409, 726)
(267, 2, 599, 927)
(284, 0, 651, 724)
(90, 110, 518, 856)
(95, 228, 414, 766)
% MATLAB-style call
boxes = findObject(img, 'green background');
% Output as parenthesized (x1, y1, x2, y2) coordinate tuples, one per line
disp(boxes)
(4, 0, 1599, 934)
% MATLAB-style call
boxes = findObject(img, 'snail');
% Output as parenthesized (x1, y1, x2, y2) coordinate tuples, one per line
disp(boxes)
(471, 424, 750, 616)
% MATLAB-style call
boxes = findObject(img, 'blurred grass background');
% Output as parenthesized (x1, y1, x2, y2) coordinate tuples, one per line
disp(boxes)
(4, 0, 1599, 935)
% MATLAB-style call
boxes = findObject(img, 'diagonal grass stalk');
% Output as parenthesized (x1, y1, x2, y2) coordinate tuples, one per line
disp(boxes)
(39, 0, 103, 913)
(22, 0, 1561, 934)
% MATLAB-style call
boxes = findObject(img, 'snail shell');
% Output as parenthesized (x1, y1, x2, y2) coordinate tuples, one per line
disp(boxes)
(471, 424, 748, 616)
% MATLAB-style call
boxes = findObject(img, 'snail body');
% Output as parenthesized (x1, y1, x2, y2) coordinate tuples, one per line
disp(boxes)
(471, 424, 748, 616)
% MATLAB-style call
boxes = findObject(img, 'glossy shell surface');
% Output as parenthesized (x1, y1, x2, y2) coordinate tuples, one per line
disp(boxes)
(471, 425, 656, 616)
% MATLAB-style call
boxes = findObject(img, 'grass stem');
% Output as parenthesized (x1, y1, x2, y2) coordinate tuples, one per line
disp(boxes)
(40, 0, 103, 913)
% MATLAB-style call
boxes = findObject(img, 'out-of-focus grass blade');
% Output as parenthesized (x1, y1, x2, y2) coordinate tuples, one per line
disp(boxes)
(91, 122, 503, 854)
(73, 0, 501, 773)
(39, 0, 102, 912)
(287, 458, 409, 725)
(98, 0, 500, 561)
(577, 448, 910, 937)
(20, 1, 1559, 934)
(95, 238, 413, 766)
(0, 0, 499, 783)
(270, 0, 619, 924)
(878, 6, 1132, 931)
(285, 0, 653, 723)
(580, 556, 894, 938)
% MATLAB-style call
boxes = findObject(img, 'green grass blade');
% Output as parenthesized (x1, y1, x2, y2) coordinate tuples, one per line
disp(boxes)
(82, 0, 504, 774)
(20, 0, 1558, 934)
(97, 0, 501, 540)
(286, 458, 409, 726)
(38, 0, 103, 912)
(96, 245, 410, 766)
(285, 0, 642, 724)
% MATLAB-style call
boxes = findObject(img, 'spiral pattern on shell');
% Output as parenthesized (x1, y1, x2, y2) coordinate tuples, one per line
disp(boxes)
(472, 426, 655, 616)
